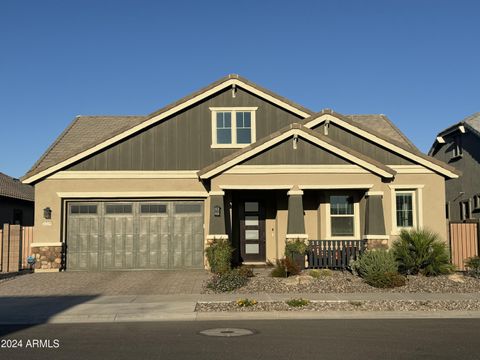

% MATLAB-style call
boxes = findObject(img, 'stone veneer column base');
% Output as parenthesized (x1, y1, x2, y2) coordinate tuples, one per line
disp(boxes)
(31, 243, 64, 272)
(366, 239, 389, 250)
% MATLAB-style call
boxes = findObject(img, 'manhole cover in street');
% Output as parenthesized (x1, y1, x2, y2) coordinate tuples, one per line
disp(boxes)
(199, 328, 255, 337)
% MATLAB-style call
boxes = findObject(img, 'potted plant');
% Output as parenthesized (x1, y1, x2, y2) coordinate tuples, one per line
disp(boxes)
(285, 239, 307, 270)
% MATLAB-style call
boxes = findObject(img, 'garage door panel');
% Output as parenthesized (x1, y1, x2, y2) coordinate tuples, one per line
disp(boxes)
(67, 209, 100, 271)
(67, 200, 204, 271)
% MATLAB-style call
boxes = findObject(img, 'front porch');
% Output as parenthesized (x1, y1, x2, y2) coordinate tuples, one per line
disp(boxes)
(206, 186, 387, 268)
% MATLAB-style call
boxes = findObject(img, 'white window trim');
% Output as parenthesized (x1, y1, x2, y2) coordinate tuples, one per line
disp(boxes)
(391, 188, 422, 235)
(325, 198, 360, 240)
(210, 107, 257, 148)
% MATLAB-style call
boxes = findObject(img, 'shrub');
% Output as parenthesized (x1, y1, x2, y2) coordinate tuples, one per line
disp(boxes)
(285, 239, 308, 257)
(392, 228, 454, 276)
(205, 238, 234, 274)
(354, 250, 406, 288)
(465, 256, 480, 278)
(237, 265, 255, 278)
(236, 298, 257, 307)
(206, 269, 248, 292)
(270, 257, 300, 278)
(286, 298, 310, 307)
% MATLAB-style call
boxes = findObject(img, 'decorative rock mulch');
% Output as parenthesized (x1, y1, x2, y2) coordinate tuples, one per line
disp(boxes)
(203, 271, 480, 294)
(195, 299, 480, 312)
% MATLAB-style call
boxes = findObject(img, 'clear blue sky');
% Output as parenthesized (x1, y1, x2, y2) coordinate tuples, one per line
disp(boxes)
(1, 0, 479, 178)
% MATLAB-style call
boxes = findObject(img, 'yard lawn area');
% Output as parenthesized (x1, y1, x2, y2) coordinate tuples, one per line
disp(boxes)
(203, 268, 480, 294)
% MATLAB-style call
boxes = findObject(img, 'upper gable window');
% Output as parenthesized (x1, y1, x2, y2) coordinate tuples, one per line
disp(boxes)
(210, 107, 257, 148)
(451, 135, 463, 159)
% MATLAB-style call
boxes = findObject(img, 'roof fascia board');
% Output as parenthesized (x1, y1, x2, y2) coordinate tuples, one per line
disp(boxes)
(304, 114, 459, 179)
(200, 128, 394, 179)
(23, 78, 311, 184)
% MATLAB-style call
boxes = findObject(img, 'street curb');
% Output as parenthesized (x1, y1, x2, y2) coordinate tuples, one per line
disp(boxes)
(2, 310, 480, 325)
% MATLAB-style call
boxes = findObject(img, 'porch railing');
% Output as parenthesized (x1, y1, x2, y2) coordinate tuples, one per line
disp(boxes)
(307, 240, 367, 269)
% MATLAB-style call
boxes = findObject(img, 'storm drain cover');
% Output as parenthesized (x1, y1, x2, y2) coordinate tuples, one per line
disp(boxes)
(199, 328, 255, 337)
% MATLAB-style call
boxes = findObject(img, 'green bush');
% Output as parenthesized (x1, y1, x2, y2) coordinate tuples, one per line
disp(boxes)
(237, 266, 255, 278)
(286, 298, 310, 307)
(465, 256, 480, 278)
(354, 250, 406, 288)
(236, 298, 257, 307)
(285, 239, 308, 257)
(270, 257, 300, 278)
(392, 228, 454, 276)
(205, 238, 233, 274)
(206, 269, 248, 292)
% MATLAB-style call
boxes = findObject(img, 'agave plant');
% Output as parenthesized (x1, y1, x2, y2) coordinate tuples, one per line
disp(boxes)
(392, 228, 454, 276)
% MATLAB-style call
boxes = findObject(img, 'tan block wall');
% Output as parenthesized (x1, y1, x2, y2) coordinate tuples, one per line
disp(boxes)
(33, 170, 448, 268)
(33, 177, 208, 244)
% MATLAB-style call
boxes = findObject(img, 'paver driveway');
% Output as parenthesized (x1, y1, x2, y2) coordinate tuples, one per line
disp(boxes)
(0, 270, 210, 296)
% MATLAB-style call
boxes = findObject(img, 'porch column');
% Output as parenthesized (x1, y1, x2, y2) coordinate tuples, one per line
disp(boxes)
(207, 191, 228, 240)
(364, 192, 388, 249)
(286, 187, 307, 239)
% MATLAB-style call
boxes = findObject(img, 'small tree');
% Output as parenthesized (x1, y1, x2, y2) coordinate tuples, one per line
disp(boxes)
(392, 228, 454, 276)
(205, 238, 233, 274)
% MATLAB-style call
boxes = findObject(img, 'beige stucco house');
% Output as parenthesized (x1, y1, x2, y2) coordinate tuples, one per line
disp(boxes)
(22, 75, 458, 272)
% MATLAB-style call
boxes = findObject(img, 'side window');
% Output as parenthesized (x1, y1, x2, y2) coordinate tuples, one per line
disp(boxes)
(452, 135, 463, 159)
(395, 191, 415, 228)
(329, 195, 355, 237)
(460, 200, 471, 221)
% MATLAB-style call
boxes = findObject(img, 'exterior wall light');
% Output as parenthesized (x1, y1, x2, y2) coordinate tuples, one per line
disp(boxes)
(43, 207, 52, 220)
(214, 206, 221, 217)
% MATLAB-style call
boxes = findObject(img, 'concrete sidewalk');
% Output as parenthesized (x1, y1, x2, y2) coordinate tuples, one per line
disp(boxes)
(0, 292, 479, 324)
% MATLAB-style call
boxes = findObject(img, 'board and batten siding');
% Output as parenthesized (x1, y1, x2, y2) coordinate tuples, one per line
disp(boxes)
(244, 138, 350, 166)
(67, 87, 304, 171)
(430, 131, 480, 221)
(313, 123, 414, 165)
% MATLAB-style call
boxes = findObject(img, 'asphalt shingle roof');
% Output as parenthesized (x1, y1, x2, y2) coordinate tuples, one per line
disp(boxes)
(22, 75, 434, 182)
(0, 172, 34, 201)
(25, 116, 146, 179)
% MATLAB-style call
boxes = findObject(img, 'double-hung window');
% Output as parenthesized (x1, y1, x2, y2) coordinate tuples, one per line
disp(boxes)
(210, 107, 257, 147)
(452, 135, 463, 159)
(395, 190, 416, 228)
(329, 195, 355, 237)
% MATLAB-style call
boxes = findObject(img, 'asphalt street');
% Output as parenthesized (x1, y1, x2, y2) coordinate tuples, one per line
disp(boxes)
(1, 319, 480, 360)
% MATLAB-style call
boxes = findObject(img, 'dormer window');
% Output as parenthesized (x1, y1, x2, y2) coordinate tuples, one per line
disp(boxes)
(210, 107, 257, 148)
(452, 135, 463, 159)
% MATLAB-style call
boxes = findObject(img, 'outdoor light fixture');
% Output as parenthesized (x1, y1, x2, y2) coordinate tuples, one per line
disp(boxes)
(43, 207, 52, 220)
(214, 206, 221, 217)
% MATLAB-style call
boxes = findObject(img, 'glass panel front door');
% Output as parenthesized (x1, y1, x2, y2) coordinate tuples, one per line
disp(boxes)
(240, 201, 265, 262)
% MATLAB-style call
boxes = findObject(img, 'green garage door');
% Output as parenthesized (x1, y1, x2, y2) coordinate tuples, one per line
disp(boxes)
(66, 201, 204, 271)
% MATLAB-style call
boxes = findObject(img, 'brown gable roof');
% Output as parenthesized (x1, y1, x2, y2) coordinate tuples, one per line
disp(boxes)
(301, 109, 459, 177)
(346, 114, 419, 151)
(22, 75, 314, 183)
(146, 74, 314, 120)
(0, 173, 34, 201)
(24, 116, 147, 180)
(198, 123, 397, 179)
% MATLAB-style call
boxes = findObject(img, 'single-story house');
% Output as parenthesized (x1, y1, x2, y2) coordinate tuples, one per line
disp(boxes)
(429, 113, 480, 221)
(22, 74, 459, 272)
(0, 172, 34, 226)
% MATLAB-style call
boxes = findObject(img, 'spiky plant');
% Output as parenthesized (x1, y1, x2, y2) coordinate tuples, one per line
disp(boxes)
(392, 228, 454, 276)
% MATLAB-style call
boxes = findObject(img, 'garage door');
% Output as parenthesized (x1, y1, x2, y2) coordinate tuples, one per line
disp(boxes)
(66, 201, 204, 271)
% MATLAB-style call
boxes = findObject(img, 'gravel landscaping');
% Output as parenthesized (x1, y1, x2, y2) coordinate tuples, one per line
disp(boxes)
(202, 270, 480, 294)
(195, 299, 480, 312)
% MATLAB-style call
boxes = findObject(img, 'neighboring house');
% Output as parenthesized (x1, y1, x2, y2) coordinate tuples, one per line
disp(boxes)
(429, 113, 480, 222)
(0, 172, 34, 226)
(22, 74, 458, 272)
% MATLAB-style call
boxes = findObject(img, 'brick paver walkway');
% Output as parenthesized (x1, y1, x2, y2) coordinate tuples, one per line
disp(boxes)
(0, 270, 210, 296)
